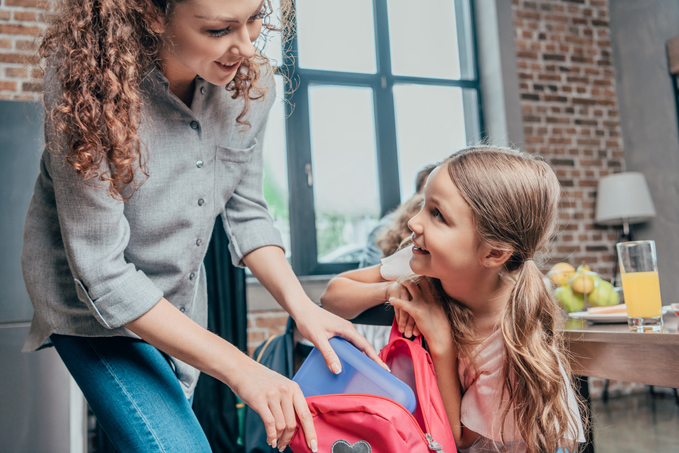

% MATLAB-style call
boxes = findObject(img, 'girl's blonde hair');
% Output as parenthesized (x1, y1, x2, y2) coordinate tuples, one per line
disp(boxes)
(40, 0, 292, 200)
(376, 193, 424, 258)
(428, 146, 586, 453)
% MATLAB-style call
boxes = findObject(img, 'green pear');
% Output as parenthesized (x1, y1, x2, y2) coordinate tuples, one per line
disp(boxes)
(587, 280, 620, 307)
(555, 286, 585, 313)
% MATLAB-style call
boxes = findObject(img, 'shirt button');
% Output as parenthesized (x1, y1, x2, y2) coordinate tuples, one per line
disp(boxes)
(190, 121, 199, 130)
(180, 307, 186, 313)
(196, 238, 203, 246)
(198, 198, 205, 206)
(189, 272, 196, 280)
(200, 86, 206, 95)
(196, 160, 204, 168)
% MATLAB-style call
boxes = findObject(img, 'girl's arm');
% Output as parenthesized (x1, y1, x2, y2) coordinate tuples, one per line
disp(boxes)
(320, 265, 405, 320)
(389, 280, 481, 448)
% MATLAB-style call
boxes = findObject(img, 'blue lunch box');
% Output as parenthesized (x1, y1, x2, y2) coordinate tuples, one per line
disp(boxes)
(292, 336, 417, 413)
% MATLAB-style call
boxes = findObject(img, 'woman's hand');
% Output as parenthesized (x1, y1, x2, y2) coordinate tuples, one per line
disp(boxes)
(126, 298, 319, 452)
(293, 302, 390, 374)
(232, 360, 316, 452)
(388, 279, 453, 354)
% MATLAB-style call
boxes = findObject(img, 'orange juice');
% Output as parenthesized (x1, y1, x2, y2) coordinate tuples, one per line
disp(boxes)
(620, 271, 663, 318)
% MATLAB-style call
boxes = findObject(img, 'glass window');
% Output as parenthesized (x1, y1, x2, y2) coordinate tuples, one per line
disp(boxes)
(262, 75, 291, 257)
(281, 0, 481, 275)
(307, 86, 381, 262)
(296, 0, 377, 73)
(393, 84, 469, 201)
(387, 0, 461, 79)
(257, 0, 283, 66)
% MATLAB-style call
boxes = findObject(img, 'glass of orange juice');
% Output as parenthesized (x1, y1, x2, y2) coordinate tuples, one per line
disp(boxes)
(616, 240, 663, 332)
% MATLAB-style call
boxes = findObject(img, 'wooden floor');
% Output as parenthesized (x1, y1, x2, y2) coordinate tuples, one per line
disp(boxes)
(592, 390, 679, 453)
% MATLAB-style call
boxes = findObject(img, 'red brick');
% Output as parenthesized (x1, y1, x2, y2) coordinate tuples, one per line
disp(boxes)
(0, 24, 42, 36)
(0, 81, 17, 91)
(5, 67, 28, 78)
(21, 82, 42, 92)
(254, 314, 289, 328)
(5, 0, 50, 8)
(0, 53, 39, 64)
(15, 39, 39, 51)
(13, 11, 37, 21)
(0, 39, 11, 49)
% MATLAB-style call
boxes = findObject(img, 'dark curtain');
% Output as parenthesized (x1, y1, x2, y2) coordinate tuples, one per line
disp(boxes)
(193, 215, 248, 453)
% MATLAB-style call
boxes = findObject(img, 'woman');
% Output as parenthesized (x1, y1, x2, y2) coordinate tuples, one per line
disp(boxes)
(21, 1, 384, 452)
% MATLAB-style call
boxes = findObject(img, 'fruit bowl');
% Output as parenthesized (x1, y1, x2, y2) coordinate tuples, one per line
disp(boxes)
(546, 266, 620, 313)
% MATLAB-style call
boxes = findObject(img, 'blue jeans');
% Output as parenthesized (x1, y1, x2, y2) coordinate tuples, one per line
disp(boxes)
(51, 334, 212, 453)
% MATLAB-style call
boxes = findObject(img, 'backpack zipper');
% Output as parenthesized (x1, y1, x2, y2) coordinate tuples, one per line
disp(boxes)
(388, 338, 447, 452)
(426, 433, 445, 452)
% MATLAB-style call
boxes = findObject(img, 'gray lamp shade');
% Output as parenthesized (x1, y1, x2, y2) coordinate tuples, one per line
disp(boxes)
(595, 172, 656, 225)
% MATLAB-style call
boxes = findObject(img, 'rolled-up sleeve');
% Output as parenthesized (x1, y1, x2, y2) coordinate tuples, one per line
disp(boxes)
(43, 72, 163, 329)
(222, 120, 284, 267)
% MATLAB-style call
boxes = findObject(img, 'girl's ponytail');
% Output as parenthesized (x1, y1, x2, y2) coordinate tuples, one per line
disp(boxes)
(499, 258, 582, 453)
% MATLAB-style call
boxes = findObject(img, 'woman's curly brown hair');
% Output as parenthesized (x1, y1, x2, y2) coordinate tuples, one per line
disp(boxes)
(40, 0, 289, 200)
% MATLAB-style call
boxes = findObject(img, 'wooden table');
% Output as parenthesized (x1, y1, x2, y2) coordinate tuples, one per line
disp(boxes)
(564, 311, 679, 453)
(565, 311, 679, 388)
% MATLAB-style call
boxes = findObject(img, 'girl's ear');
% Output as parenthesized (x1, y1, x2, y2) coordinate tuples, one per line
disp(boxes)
(482, 247, 513, 268)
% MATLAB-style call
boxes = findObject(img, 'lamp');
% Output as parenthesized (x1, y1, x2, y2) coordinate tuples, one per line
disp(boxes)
(595, 172, 656, 286)
(595, 172, 656, 241)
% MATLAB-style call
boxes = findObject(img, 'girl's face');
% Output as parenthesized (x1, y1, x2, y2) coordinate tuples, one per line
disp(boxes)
(408, 166, 487, 286)
(156, 0, 265, 87)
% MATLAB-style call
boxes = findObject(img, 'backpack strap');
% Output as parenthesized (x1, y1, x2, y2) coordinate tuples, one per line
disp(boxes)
(388, 318, 422, 345)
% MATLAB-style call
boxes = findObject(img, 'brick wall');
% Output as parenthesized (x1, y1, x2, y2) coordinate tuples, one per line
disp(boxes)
(0, 0, 48, 101)
(512, 0, 623, 278)
(247, 311, 289, 356)
(511, 0, 635, 399)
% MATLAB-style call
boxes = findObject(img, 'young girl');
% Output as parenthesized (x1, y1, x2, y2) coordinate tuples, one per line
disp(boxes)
(21, 1, 385, 451)
(321, 146, 586, 453)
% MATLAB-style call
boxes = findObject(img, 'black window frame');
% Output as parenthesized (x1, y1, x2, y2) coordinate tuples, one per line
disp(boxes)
(279, 0, 484, 276)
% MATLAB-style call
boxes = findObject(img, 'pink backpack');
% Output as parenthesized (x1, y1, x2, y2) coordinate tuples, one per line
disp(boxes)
(289, 322, 456, 452)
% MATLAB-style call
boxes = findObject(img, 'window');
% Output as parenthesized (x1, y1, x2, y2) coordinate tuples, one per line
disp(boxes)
(261, 0, 483, 275)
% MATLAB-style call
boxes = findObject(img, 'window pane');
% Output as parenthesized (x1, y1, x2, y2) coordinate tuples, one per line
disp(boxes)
(256, 0, 283, 66)
(296, 0, 377, 73)
(308, 86, 380, 263)
(393, 84, 469, 201)
(262, 75, 291, 258)
(387, 0, 461, 79)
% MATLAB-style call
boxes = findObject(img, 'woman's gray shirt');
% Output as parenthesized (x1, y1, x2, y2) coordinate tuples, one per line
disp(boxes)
(21, 64, 283, 396)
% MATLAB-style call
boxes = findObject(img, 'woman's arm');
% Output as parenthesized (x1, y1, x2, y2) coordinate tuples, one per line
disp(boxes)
(125, 298, 316, 452)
